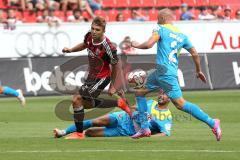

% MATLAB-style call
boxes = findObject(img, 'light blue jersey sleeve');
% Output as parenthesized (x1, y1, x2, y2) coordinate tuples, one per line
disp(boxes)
(154, 119, 172, 136)
(152, 25, 163, 37)
(183, 36, 193, 50)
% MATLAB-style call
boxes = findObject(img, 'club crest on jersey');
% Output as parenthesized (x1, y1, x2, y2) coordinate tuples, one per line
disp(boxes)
(87, 48, 95, 57)
(95, 48, 101, 56)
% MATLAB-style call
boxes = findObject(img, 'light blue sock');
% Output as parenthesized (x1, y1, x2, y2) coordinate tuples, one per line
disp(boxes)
(182, 101, 215, 128)
(65, 124, 76, 134)
(136, 96, 149, 129)
(65, 120, 93, 134)
(3, 86, 19, 97)
(83, 120, 93, 130)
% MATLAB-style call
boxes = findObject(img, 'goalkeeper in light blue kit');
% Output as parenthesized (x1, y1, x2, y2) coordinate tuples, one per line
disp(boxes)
(54, 91, 172, 138)
(130, 8, 221, 140)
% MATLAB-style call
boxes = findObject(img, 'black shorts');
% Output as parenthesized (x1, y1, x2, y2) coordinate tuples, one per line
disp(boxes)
(79, 76, 110, 100)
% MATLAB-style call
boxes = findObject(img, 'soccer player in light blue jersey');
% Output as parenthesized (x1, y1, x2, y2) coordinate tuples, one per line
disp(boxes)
(130, 8, 221, 141)
(0, 85, 26, 106)
(53, 91, 172, 138)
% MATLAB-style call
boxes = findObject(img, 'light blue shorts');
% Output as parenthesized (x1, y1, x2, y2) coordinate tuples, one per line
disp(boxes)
(103, 111, 136, 137)
(145, 69, 182, 99)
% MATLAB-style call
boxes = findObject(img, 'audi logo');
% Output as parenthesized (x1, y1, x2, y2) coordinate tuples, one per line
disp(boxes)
(14, 31, 71, 57)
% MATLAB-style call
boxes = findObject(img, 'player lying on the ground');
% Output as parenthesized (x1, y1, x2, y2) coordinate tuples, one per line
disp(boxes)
(54, 91, 172, 138)
(0, 85, 26, 106)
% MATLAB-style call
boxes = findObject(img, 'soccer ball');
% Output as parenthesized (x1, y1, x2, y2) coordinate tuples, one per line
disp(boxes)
(127, 69, 147, 89)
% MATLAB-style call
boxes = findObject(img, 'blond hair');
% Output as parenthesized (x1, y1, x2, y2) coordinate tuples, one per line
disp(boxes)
(157, 8, 175, 24)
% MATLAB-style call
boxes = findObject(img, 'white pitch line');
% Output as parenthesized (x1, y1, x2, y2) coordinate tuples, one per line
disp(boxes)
(0, 150, 239, 153)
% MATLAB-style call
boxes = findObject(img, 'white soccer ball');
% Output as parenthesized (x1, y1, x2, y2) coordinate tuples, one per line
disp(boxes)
(127, 69, 147, 89)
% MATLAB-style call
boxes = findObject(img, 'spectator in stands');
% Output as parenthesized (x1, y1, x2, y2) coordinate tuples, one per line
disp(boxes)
(37, 8, 61, 26)
(46, 0, 61, 10)
(234, 9, 240, 20)
(211, 6, 223, 20)
(0, 9, 6, 23)
(47, 8, 61, 27)
(36, 9, 49, 22)
(67, 9, 86, 22)
(180, 3, 195, 20)
(198, 7, 215, 20)
(4, 8, 22, 30)
(223, 6, 232, 20)
(8, 0, 26, 10)
(119, 36, 136, 55)
(116, 12, 124, 21)
(128, 10, 147, 22)
(25, 0, 46, 11)
(62, 0, 95, 18)
(87, 0, 101, 12)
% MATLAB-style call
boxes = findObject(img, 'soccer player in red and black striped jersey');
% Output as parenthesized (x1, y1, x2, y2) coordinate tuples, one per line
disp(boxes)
(61, 16, 131, 139)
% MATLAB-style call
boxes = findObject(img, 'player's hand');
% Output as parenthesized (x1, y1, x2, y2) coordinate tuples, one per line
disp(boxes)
(62, 47, 72, 53)
(131, 41, 140, 48)
(196, 71, 207, 83)
(108, 85, 117, 96)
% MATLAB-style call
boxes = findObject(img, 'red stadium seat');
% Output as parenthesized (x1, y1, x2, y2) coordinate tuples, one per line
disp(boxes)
(142, 0, 156, 7)
(36, 10, 43, 17)
(1, 10, 7, 18)
(156, 0, 170, 7)
(54, 10, 65, 21)
(231, 4, 240, 11)
(94, 10, 106, 17)
(115, 0, 129, 8)
(129, 0, 142, 8)
(15, 10, 23, 19)
(66, 10, 73, 17)
(82, 11, 91, 19)
(181, 0, 196, 6)
(174, 8, 181, 20)
(122, 9, 131, 20)
(148, 9, 158, 21)
(209, 0, 225, 6)
(23, 11, 36, 23)
(0, 0, 6, 9)
(138, 9, 148, 18)
(102, 0, 116, 8)
(191, 8, 200, 19)
(107, 9, 118, 21)
(196, 0, 209, 6)
(168, 0, 181, 7)
(228, 0, 240, 5)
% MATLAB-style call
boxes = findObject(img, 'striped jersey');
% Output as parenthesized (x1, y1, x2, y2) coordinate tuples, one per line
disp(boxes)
(84, 32, 118, 78)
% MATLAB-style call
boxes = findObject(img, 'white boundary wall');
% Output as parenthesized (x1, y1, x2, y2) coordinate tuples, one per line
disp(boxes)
(0, 21, 240, 58)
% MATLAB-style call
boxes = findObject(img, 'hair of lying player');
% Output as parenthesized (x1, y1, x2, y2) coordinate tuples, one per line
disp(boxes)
(92, 16, 106, 31)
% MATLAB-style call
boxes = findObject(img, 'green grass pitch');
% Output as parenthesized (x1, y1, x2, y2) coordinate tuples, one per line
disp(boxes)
(0, 90, 240, 160)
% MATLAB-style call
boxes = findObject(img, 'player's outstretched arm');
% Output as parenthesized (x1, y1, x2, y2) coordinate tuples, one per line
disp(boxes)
(131, 33, 159, 49)
(188, 47, 207, 83)
(62, 42, 87, 54)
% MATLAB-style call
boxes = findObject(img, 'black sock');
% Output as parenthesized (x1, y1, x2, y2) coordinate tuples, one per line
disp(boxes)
(74, 108, 84, 133)
(93, 98, 118, 108)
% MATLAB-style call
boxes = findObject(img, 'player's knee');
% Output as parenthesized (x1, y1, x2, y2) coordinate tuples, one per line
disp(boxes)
(134, 89, 146, 96)
(92, 118, 103, 127)
(172, 98, 185, 110)
(72, 94, 83, 107)
(85, 129, 94, 137)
